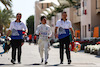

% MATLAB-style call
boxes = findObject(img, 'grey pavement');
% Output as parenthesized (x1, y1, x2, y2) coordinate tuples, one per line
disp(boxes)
(0, 42, 100, 67)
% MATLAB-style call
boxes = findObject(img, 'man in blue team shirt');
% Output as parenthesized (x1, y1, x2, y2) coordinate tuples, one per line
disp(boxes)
(7, 13, 27, 64)
(55, 11, 74, 64)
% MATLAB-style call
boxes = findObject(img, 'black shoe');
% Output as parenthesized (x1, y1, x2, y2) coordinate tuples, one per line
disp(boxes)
(18, 62, 21, 64)
(41, 59, 43, 63)
(45, 62, 48, 65)
(68, 60, 71, 64)
(11, 59, 15, 64)
(60, 62, 63, 64)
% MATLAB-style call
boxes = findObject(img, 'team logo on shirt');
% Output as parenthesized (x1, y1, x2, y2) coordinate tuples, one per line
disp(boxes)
(59, 27, 66, 35)
(12, 29, 19, 36)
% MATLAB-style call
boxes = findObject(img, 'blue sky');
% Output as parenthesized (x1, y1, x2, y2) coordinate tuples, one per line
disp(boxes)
(0, 0, 38, 24)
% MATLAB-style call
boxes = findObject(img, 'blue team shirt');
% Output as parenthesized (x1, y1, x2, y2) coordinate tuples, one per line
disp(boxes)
(56, 19, 72, 39)
(58, 28, 70, 39)
(11, 30, 23, 39)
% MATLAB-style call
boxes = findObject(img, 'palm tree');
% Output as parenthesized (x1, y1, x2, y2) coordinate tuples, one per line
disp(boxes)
(0, 0, 12, 10)
(47, 12, 55, 20)
(46, 0, 81, 20)
(0, 9, 14, 34)
(66, 0, 81, 10)
(47, 5, 70, 20)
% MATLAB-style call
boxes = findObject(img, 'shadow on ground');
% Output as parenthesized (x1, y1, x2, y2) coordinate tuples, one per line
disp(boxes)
(0, 64, 14, 66)
(95, 55, 100, 58)
(25, 63, 41, 66)
(25, 63, 74, 67)
(47, 64, 74, 67)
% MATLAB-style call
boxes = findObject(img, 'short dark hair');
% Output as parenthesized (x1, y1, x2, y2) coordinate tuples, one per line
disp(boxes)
(16, 13, 22, 16)
(40, 16, 46, 21)
(62, 11, 67, 15)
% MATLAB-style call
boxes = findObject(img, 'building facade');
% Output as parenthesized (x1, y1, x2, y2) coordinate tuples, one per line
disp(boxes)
(34, 0, 100, 40)
(34, 1, 51, 33)
(81, 0, 100, 39)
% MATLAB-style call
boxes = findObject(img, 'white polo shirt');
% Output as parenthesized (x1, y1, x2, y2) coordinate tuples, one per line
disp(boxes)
(56, 19, 72, 39)
(8, 21, 27, 39)
(9, 21, 27, 30)
(56, 19, 72, 29)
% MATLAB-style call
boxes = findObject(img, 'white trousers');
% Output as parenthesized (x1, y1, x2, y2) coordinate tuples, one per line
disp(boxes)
(38, 39, 49, 62)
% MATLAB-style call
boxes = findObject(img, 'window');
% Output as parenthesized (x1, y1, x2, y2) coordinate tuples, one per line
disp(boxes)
(47, 3, 49, 8)
(82, 0, 87, 15)
(85, 25, 87, 37)
(84, 0, 87, 6)
(96, 0, 100, 9)
(41, 3, 43, 9)
(88, 24, 90, 31)
(82, 26, 85, 37)
(83, 25, 87, 38)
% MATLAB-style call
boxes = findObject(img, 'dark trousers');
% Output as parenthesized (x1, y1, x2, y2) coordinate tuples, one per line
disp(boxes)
(59, 36, 70, 62)
(11, 39, 22, 62)
(34, 40, 36, 44)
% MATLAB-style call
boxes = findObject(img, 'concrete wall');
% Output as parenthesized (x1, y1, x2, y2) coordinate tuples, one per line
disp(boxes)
(35, 1, 51, 33)
(56, 13, 62, 21)
(51, 16, 56, 39)
(81, 0, 92, 39)
(91, 0, 100, 29)
(80, 0, 100, 39)
(35, 1, 41, 33)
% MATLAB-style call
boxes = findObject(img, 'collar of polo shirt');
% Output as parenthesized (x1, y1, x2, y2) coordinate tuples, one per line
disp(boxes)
(15, 20, 21, 23)
(61, 18, 67, 21)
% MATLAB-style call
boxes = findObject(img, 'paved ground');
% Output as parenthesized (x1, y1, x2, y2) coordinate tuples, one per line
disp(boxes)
(0, 42, 100, 67)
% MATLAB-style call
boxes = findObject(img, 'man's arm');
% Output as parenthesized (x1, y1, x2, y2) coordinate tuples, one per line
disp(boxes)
(23, 23, 28, 34)
(6, 30, 11, 37)
(25, 28, 28, 33)
(23, 29, 28, 37)
(55, 27, 58, 38)
(69, 28, 74, 40)
(6, 22, 12, 37)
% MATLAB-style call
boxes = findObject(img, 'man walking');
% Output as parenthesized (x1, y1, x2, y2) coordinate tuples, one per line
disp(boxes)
(6, 13, 27, 64)
(36, 16, 52, 64)
(55, 12, 74, 64)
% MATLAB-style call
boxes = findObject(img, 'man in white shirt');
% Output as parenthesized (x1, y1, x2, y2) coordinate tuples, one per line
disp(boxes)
(55, 12, 74, 64)
(36, 16, 52, 64)
(7, 13, 27, 64)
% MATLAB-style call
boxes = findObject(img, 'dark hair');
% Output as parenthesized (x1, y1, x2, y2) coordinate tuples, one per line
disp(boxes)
(16, 13, 22, 16)
(62, 11, 67, 15)
(40, 16, 46, 21)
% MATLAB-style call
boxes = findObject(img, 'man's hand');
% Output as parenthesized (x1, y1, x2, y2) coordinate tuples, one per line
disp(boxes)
(72, 35, 74, 40)
(6, 30, 11, 38)
(69, 28, 75, 41)
(24, 33, 27, 37)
